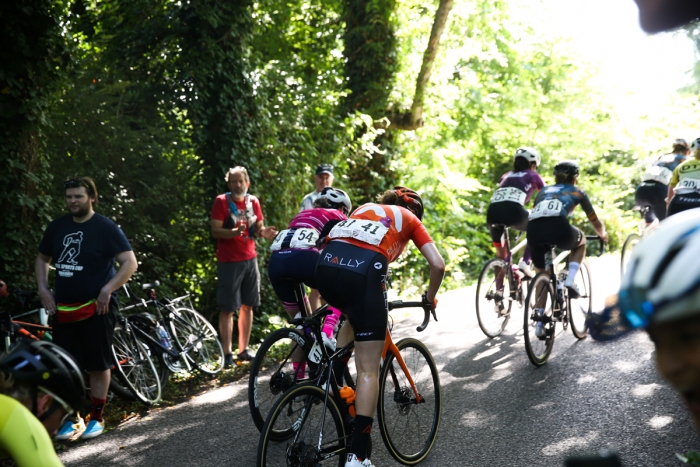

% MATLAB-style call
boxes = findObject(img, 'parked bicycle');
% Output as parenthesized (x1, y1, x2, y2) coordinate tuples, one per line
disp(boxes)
(523, 236, 604, 366)
(475, 225, 532, 338)
(620, 205, 650, 277)
(248, 282, 351, 437)
(256, 297, 441, 466)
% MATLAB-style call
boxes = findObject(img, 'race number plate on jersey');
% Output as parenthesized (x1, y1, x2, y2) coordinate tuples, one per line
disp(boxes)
(270, 228, 319, 251)
(329, 219, 389, 246)
(643, 166, 673, 185)
(529, 199, 563, 220)
(491, 187, 527, 205)
(674, 178, 700, 193)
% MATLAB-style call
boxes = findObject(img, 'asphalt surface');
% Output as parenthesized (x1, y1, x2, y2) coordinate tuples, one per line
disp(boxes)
(59, 255, 700, 466)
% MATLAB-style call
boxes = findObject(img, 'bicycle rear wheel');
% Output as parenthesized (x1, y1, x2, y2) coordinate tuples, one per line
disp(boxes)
(257, 384, 346, 467)
(249, 327, 309, 436)
(523, 273, 556, 366)
(569, 259, 592, 339)
(168, 307, 223, 374)
(377, 337, 441, 465)
(620, 233, 641, 277)
(475, 258, 511, 338)
(111, 321, 162, 404)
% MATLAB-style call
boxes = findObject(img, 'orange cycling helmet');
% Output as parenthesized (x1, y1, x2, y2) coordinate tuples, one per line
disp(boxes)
(393, 186, 424, 221)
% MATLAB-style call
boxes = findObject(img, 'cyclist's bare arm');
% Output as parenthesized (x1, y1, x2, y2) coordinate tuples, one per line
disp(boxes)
(591, 219, 608, 243)
(34, 253, 55, 314)
(420, 243, 445, 303)
(666, 184, 675, 209)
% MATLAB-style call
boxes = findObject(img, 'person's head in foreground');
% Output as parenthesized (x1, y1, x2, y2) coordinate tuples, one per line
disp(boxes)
(634, 0, 700, 33)
(0, 339, 86, 436)
(588, 209, 700, 429)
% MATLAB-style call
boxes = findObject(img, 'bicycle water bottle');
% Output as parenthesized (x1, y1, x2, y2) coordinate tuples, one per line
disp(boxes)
(156, 324, 172, 349)
(339, 386, 356, 418)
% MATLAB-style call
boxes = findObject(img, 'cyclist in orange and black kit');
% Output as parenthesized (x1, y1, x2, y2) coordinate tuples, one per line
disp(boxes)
(526, 161, 608, 301)
(314, 187, 445, 467)
(635, 138, 689, 228)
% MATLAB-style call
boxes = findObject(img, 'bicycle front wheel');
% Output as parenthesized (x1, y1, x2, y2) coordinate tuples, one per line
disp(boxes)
(257, 383, 346, 467)
(111, 322, 162, 404)
(621, 233, 641, 277)
(523, 273, 556, 366)
(249, 327, 309, 436)
(569, 259, 592, 339)
(475, 258, 511, 338)
(168, 307, 223, 374)
(378, 337, 441, 465)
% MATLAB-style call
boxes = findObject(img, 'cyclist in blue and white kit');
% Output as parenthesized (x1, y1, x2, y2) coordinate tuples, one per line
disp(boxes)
(527, 161, 608, 303)
(635, 138, 689, 228)
(486, 147, 545, 278)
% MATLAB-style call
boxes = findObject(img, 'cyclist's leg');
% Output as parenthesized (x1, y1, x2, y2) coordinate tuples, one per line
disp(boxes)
(561, 225, 586, 291)
(635, 182, 660, 227)
(486, 203, 508, 261)
(268, 251, 308, 319)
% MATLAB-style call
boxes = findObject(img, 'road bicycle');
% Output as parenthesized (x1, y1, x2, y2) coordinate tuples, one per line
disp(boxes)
(257, 297, 441, 466)
(475, 225, 532, 338)
(523, 236, 604, 366)
(248, 282, 352, 437)
(119, 281, 224, 386)
(0, 286, 162, 404)
(620, 205, 651, 277)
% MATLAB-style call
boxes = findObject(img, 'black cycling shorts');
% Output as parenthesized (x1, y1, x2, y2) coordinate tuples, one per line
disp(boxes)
(268, 249, 320, 307)
(53, 299, 118, 372)
(315, 242, 389, 342)
(526, 217, 583, 269)
(486, 201, 529, 245)
(668, 192, 700, 217)
(635, 181, 668, 223)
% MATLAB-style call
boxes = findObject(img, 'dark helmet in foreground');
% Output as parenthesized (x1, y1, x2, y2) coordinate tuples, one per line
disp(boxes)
(553, 160, 580, 177)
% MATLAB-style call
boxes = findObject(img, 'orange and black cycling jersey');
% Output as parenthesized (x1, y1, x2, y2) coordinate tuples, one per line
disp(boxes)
(531, 184, 598, 222)
(327, 203, 433, 262)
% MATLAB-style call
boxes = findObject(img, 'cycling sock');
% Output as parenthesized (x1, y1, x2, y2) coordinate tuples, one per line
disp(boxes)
(522, 246, 531, 264)
(565, 262, 580, 286)
(293, 361, 307, 379)
(283, 300, 299, 314)
(90, 396, 106, 422)
(322, 307, 341, 337)
(351, 415, 374, 460)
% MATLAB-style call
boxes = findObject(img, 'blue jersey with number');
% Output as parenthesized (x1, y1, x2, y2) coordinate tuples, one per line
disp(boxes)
(531, 184, 597, 221)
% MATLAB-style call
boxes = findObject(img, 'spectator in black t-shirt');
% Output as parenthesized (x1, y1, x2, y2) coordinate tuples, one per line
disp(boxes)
(35, 176, 137, 440)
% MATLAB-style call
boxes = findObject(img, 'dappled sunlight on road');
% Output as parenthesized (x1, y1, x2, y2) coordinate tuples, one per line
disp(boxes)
(632, 383, 661, 398)
(541, 431, 599, 456)
(648, 415, 674, 429)
(189, 383, 244, 406)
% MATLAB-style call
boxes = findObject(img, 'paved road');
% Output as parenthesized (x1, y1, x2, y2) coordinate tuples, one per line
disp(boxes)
(60, 255, 700, 466)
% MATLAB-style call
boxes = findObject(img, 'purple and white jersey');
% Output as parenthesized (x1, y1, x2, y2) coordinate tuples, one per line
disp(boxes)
(288, 208, 347, 231)
(497, 170, 545, 204)
(270, 208, 347, 252)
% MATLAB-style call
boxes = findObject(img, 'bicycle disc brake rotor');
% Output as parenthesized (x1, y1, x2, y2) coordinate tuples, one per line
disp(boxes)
(394, 387, 414, 415)
(270, 371, 295, 394)
(286, 441, 317, 467)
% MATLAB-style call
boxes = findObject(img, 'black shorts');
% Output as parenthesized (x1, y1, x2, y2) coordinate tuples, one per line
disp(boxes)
(315, 242, 389, 342)
(527, 217, 583, 269)
(52, 299, 118, 372)
(268, 249, 320, 306)
(486, 201, 529, 245)
(668, 192, 700, 217)
(635, 181, 668, 222)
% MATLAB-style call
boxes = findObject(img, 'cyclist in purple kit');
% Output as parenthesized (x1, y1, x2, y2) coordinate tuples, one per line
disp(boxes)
(486, 147, 545, 278)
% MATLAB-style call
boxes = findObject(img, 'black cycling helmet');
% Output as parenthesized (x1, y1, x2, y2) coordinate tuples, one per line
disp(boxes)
(673, 138, 689, 152)
(0, 339, 86, 413)
(553, 160, 580, 177)
(394, 186, 424, 221)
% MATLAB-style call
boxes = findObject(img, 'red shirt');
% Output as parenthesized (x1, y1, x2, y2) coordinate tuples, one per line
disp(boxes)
(210, 194, 264, 263)
(329, 203, 433, 262)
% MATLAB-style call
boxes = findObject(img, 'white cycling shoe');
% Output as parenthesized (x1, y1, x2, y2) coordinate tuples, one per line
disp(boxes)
(345, 453, 375, 467)
(518, 259, 535, 278)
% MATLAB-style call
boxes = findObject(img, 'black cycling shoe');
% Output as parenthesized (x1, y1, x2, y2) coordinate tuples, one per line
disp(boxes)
(223, 354, 235, 369)
(566, 284, 581, 299)
(237, 349, 255, 362)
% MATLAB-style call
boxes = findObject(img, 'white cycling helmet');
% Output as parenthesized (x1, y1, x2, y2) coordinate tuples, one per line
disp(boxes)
(588, 209, 700, 340)
(318, 187, 352, 215)
(691, 138, 700, 151)
(514, 147, 541, 167)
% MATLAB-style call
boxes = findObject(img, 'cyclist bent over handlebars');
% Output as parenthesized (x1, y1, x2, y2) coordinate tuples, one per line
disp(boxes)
(315, 187, 445, 467)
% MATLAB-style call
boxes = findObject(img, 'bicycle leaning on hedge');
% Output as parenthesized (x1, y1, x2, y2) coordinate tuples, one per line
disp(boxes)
(257, 296, 441, 467)
(523, 236, 604, 366)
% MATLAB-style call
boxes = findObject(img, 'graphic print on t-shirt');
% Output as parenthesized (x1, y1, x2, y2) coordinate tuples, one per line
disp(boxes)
(56, 231, 85, 277)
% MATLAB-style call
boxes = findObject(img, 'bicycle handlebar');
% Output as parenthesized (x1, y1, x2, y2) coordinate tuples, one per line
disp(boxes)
(388, 300, 437, 333)
(585, 235, 606, 257)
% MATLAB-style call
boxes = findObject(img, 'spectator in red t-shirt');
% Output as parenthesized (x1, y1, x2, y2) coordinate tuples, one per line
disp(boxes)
(210, 167, 277, 366)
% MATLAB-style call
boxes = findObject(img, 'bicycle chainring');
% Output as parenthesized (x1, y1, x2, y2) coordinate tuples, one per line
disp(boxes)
(286, 441, 317, 467)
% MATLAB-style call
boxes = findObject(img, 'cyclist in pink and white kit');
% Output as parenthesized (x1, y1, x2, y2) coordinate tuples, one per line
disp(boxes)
(268, 188, 352, 364)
